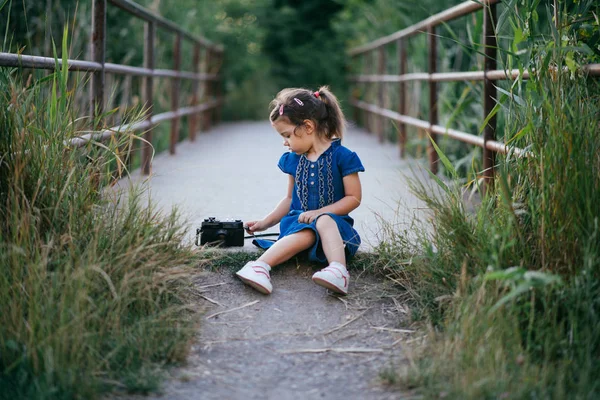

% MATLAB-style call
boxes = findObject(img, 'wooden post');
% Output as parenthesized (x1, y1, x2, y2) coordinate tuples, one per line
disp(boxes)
(362, 53, 370, 133)
(397, 38, 407, 158)
(365, 51, 374, 134)
(189, 43, 201, 141)
(141, 21, 155, 175)
(428, 25, 439, 175)
(483, 3, 497, 195)
(377, 46, 386, 143)
(170, 32, 181, 155)
(203, 48, 213, 131)
(90, 0, 106, 126)
(369, 50, 377, 133)
(351, 55, 359, 124)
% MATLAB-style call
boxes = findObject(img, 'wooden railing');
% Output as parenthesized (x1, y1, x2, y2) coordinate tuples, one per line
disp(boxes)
(348, 0, 600, 193)
(0, 0, 224, 175)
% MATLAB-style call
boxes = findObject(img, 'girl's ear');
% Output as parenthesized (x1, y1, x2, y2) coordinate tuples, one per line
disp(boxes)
(303, 120, 316, 135)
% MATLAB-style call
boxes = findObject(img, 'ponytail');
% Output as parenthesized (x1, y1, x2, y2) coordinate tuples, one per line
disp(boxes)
(269, 86, 347, 141)
(314, 86, 346, 141)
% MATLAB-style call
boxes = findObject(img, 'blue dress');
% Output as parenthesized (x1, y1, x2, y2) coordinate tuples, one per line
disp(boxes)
(253, 139, 365, 263)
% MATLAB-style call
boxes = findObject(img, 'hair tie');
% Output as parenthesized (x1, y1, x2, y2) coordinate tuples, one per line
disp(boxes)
(314, 91, 320, 98)
(279, 104, 284, 116)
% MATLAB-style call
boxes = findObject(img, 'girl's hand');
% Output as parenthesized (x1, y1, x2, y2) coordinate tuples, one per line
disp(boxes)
(298, 210, 322, 224)
(245, 220, 267, 234)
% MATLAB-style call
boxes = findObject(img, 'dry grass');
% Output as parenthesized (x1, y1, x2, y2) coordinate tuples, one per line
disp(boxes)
(0, 33, 200, 398)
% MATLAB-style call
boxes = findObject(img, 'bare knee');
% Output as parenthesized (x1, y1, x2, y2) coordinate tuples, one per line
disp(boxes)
(296, 228, 316, 244)
(315, 215, 336, 234)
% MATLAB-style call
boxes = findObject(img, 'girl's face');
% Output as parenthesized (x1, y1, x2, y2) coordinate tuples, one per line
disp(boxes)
(272, 118, 313, 155)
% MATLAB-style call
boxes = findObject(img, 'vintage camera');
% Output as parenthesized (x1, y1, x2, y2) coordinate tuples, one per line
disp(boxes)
(196, 217, 244, 247)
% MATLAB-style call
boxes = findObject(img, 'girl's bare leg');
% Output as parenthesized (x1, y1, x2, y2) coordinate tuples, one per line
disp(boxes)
(315, 215, 346, 265)
(257, 229, 316, 267)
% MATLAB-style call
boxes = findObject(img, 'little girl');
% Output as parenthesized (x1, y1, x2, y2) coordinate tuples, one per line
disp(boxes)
(236, 86, 365, 295)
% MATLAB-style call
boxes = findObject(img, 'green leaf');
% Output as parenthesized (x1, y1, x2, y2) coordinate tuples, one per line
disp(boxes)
(426, 168, 451, 196)
(498, 169, 517, 215)
(50, 39, 58, 127)
(524, 271, 562, 285)
(488, 269, 562, 314)
(495, 85, 526, 107)
(514, 26, 525, 46)
(484, 266, 526, 282)
(548, 4, 560, 43)
(61, 25, 69, 97)
(565, 51, 578, 74)
(489, 282, 531, 313)
(1, 0, 11, 51)
(497, 0, 516, 33)
(445, 86, 472, 129)
(428, 133, 457, 179)
(0, 0, 9, 13)
(478, 98, 504, 135)
(506, 121, 533, 145)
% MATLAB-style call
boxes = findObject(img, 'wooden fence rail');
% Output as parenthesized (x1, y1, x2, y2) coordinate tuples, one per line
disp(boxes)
(348, 0, 600, 194)
(0, 0, 224, 175)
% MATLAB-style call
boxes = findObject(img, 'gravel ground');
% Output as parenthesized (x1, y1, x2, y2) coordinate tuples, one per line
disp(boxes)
(113, 263, 416, 400)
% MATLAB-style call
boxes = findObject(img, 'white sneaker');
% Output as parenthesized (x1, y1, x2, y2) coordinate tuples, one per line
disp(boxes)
(312, 262, 349, 295)
(235, 261, 273, 295)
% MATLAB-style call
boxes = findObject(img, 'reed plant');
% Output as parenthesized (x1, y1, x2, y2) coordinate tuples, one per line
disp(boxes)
(0, 30, 198, 399)
(372, 0, 600, 397)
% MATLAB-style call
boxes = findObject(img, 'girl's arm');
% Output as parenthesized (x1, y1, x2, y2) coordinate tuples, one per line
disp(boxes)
(247, 175, 294, 232)
(298, 173, 362, 224)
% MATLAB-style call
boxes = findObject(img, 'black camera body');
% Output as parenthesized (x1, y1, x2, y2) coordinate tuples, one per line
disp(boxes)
(197, 217, 244, 247)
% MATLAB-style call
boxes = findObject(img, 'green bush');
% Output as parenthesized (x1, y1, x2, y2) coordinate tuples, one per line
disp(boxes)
(372, 0, 600, 397)
(0, 33, 198, 399)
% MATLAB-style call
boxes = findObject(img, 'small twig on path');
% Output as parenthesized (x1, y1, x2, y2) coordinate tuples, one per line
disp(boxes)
(330, 333, 357, 345)
(199, 294, 224, 307)
(371, 326, 415, 334)
(206, 300, 259, 320)
(391, 296, 410, 315)
(279, 347, 383, 354)
(197, 282, 229, 290)
(405, 335, 427, 344)
(387, 337, 406, 348)
(328, 293, 350, 309)
(323, 310, 368, 336)
(202, 330, 312, 346)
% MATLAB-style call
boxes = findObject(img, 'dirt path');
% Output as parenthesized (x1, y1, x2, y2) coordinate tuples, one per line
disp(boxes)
(125, 262, 413, 400)
(110, 121, 430, 399)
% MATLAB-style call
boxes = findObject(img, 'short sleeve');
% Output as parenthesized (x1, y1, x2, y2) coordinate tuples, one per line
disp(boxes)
(277, 152, 295, 175)
(339, 150, 365, 177)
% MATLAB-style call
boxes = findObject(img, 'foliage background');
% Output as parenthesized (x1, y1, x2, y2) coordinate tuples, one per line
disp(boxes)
(8, 0, 594, 172)
(1, 0, 504, 122)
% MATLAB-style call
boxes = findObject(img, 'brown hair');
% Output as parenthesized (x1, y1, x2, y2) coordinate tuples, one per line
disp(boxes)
(269, 86, 347, 141)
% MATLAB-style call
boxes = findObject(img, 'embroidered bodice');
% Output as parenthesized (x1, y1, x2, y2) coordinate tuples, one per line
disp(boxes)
(277, 139, 365, 212)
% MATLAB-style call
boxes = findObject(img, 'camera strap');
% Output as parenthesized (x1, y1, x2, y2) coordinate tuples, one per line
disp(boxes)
(244, 232, 280, 239)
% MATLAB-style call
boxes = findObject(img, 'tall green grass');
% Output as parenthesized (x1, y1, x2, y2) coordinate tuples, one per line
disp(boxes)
(0, 30, 198, 399)
(374, 1, 600, 398)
